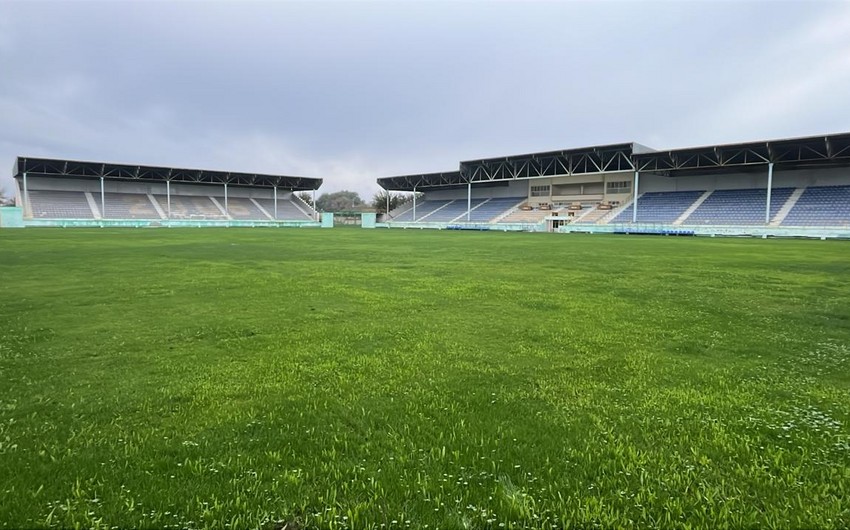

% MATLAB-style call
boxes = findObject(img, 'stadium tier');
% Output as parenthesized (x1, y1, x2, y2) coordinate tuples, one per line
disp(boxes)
(252, 198, 314, 220)
(782, 185, 850, 227)
(685, 188, 794, 225)
(92, 192, 162, 219)
(424, 198, 488, 222)
(390, 200, 452, 222)
(612, 191, 705, 224)
(152, 194, 225, 219)
(28, 190, 96, 219)
(468, 197, 525, 222)
(9, 157, 322, 227)
(212, 197, 269, 220)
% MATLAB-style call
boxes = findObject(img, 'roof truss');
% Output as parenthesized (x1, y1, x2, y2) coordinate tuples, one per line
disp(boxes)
(14, 157, 323, 190)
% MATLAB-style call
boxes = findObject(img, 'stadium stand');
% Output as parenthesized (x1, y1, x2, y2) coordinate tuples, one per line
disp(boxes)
(684, 188, 795, 225)
(92, 192, 162, 219)
(611, 191, 705, 224)
(781, 185, 850, 227)
(28, 190, 95, 219)
(11, 157, 323, 227)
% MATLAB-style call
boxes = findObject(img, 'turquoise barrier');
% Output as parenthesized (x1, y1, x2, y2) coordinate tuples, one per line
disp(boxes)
(321, 213, 334, 228)
(22, 218, 322, 228)
(0, 207, 24, 228)
(380, 221, 547, 232)
(361, 213, 376, 228)
(559, 223, 850, 239)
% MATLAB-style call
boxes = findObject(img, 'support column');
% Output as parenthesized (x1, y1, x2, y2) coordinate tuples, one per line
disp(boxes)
(312, 189, 317, 221)
(467, 182, 471, 221)
(22, 172, 28, 217)
(632, 171, 640, 223)
(765, 162, 774, 225)
(413, 187, 417, 221)
(273, 186, 278, 219)
(224, 182, 228, 217)
(386, 189, 390, 219)
(166, 180, 171, 218)
(100, 176, 105, 218)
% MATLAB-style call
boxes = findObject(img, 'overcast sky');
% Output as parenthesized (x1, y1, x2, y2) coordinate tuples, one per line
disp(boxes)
(2, 0, 850, 200)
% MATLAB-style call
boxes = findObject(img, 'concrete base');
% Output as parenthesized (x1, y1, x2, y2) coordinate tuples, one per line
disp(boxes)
(0, 207, 24, 228)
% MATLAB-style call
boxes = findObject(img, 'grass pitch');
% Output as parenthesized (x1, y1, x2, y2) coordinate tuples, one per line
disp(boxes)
(1, 228, 849, 529)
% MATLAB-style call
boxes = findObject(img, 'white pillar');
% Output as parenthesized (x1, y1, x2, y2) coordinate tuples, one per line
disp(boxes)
(413, 187, 417, 221)
(224, 182, 228, 216)
(273, 186, 278, 219)
(386, 189, 390, 218)
(100, 176, 105, 218)
(765, 162, 774, 225)
(166, 180, 171, 218)
(467, 182, 471, 221)
(312, 189, 317, 220)
(22, 172, 28, 216)
(632, 170, 640, 223)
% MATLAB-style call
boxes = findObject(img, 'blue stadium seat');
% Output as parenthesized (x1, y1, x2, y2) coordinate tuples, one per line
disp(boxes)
(782, 186, 850, 227)
(612, 191, 704, 224)
(685, 188, 793, 225)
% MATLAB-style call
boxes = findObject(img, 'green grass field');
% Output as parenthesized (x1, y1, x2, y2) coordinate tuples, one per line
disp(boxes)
(1, 228, 849, 529)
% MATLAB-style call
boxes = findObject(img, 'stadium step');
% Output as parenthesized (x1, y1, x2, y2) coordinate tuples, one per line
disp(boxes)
(572, 204, 606, 223)
(490, 198, 529, 223)
(84, 192, 102, 219)
(290, 194, 316, 219)
(416, 200, 454, 222)
(675, 190, 713, 225)
(147, 194, 168, 219)
(448, 198, 490, 223)
(209, 196, 231, 219)
(250, 198, 274, 220)
(771, 187, 806, 226)
(599, 196, 635, 224)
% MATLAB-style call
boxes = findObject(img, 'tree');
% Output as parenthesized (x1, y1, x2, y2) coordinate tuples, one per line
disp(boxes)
(315, 190, 365, 212)
(296, 192, 314, 207)
(371, 191, 415, 214)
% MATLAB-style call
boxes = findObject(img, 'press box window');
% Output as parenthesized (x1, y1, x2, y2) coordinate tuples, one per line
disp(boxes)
(606, 181, 631, 194)
(530, 185, 550, 197)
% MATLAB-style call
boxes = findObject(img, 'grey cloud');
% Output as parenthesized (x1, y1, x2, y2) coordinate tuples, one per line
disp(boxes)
(1, 1, 848, 202)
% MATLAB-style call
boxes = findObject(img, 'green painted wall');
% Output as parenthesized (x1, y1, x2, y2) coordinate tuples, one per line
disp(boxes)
(0, 207, 24, 228)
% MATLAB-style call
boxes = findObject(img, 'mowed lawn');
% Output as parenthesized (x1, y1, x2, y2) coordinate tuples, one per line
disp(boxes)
(1, 228, 849, 529)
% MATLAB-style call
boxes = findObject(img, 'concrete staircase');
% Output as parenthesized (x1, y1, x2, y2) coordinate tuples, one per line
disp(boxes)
(84, 192, 102, 219)
(250, 198, 274, 220)
(449, 198, 490, 222)
(674, 190, 713, 225)
(770, 187, 806, 226)
(598, 197, 635, 224)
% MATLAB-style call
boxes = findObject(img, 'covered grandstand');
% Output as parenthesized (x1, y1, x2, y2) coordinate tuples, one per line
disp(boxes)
(7, 157, 324, 228)
(377, 132, 850, 238)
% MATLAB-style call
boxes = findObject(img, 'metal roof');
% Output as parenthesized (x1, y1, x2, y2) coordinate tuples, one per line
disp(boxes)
(633, 132, 850, 176)
(14, 157, 323, 191)
(377, 171, 464, 191)
(378, 132, 850, 191)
